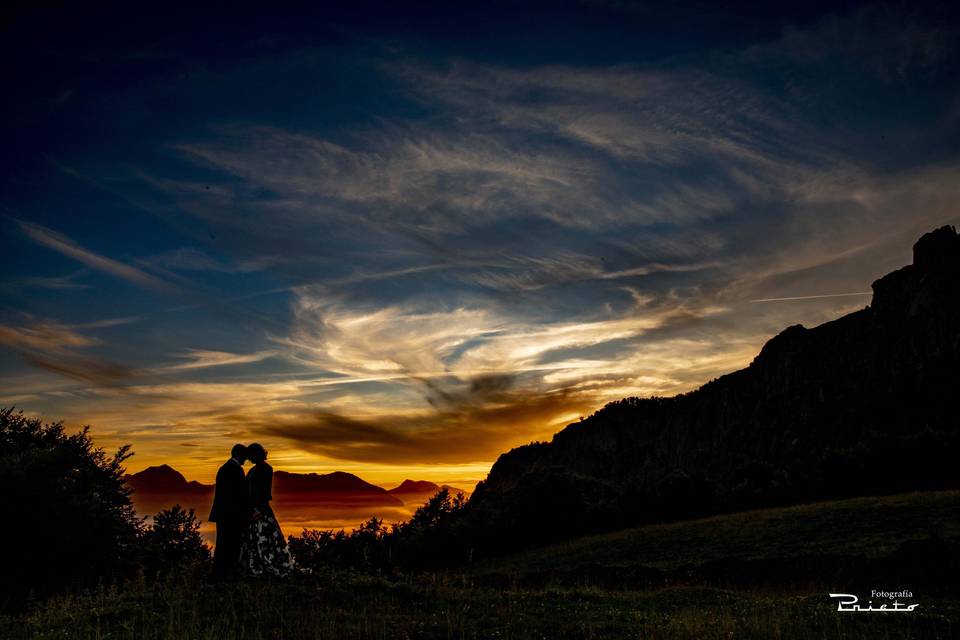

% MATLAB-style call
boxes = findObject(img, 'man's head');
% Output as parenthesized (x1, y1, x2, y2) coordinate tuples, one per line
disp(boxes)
(230, 443, 248, 463)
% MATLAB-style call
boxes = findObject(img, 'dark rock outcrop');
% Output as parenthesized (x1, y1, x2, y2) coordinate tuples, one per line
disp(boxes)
(465, 226, 960, 552)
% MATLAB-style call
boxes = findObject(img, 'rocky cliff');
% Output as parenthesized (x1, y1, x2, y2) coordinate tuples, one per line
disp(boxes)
(465, 226, 960, 550)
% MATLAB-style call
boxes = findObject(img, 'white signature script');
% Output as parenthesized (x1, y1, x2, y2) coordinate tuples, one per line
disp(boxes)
(829, 593, 919, 613)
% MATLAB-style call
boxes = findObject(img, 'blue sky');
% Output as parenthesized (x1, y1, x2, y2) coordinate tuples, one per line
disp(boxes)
(1, 1, 958, 484)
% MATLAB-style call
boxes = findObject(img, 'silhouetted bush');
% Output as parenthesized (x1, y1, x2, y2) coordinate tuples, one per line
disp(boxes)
(0, 408, 142, 610)
(287, 528, 351, 570)
(391, 488, 468, 569)
(140, 504, 210, 577)
(288, 488, 468, 574)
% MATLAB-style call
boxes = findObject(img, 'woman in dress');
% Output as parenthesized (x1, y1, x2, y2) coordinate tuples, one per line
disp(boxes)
(240, 443, 294, 577)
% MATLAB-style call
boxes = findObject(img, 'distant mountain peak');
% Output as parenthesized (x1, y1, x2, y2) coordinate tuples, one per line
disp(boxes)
(389, 480, 440, 494)
(388, 480, 470, 498)
(138, 464, 183, 478)
(126, 465, 207, 494)
(126, 465, 405, 507)
(272, 470, 401, 503)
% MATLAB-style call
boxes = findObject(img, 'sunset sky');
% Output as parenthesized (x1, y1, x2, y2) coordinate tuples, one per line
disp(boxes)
(2, 1, 959, 488)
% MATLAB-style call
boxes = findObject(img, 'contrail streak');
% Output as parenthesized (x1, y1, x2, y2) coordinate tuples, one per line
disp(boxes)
(750, 292, 872, 303)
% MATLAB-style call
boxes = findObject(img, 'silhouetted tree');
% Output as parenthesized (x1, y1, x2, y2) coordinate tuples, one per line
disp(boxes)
(287, 528, 350, 570)
(140, 504, 210, 576)
(391, 487, 469, 569)
(352, 516, 392, 571)
(0, 408, 141, 609)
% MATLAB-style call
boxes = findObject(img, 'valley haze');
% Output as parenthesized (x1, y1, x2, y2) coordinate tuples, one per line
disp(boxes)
(126, 463, 467, 537)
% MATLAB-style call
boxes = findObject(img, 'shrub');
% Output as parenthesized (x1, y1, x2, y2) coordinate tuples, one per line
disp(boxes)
(140, 504, 210, 576)
(288, 488, 469, 574)
(0, 408, 142, 609)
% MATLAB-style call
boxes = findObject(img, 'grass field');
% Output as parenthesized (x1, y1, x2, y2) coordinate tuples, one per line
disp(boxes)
(5, 491, 958, 639)
(471, 490, 960, 590)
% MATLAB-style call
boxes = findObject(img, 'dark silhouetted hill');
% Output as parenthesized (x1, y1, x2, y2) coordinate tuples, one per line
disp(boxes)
(465, 226, 960, 553)
(273, 470, 402, 504)
(389, 480, 440, 495)
(125, 465, 212, 495)
(126, 466, 401, 502)
(388, 480, 469, 499)
(125, 466, 403, 519)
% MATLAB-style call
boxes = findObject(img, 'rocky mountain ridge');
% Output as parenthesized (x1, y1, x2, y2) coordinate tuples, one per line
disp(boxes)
(465, 226, 960, 551)
(125, 466, 463, 507)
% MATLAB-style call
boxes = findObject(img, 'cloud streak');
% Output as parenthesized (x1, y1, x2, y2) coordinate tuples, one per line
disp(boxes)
(257, 387, 592, 465)
(0, 318, 137, 387)
(17, 221, 175, 293)
(0, 319, 99, 353)
(164, 349, 277, 370)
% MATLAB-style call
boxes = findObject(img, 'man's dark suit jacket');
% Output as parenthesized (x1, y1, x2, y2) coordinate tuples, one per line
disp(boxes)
(208, 459, 250, 524)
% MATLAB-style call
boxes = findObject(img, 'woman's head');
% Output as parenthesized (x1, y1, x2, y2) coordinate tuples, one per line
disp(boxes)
(247, 442, 268, 463)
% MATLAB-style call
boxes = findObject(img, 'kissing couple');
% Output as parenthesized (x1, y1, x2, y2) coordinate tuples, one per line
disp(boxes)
(208, 443, 294, 580)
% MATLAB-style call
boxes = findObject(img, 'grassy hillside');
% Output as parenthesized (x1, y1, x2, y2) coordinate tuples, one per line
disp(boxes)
(471, 490, 960, 589)
(11, 577, 958, 640)
(5, 491, 958, 639)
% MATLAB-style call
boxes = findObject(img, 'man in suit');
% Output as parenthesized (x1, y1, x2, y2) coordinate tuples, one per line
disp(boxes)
(209, 443, 250, 580)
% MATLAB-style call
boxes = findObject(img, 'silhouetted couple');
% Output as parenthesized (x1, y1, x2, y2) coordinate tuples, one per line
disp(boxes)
(209, 443, 293, 580)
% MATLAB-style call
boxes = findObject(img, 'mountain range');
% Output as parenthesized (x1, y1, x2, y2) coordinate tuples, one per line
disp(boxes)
(125, 465, 212, 496)
(124, 464, 466, 513)
(462, 225, 960, 552)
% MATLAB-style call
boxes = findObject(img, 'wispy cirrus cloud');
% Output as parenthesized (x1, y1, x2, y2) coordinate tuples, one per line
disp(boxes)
(3, 3, 959, 484)
(19, 352, 137, 388)
(159, 8, 958, 312)
(164, 348, 277, 370)
(0, 319, 99, 354)
(144, 247, 277, 274)
(17, 221, 175, 293)
(0, 317, 136, 387)
(0, 269, 91, 292)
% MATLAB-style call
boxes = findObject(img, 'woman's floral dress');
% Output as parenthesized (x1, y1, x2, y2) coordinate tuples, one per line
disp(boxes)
(240, 462, 294, 577)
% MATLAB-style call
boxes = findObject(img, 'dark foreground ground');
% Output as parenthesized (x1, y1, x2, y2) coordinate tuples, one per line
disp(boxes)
(5, 491, 958, 639)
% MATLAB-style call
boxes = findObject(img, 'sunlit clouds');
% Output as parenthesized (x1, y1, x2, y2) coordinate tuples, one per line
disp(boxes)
(2, 3, 959, 487)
